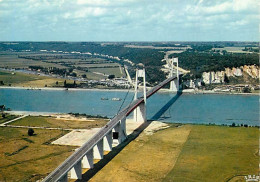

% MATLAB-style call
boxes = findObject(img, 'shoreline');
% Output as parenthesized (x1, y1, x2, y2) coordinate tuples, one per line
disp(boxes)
(4, 111, 259, 127)
(0, 86, 259, 95)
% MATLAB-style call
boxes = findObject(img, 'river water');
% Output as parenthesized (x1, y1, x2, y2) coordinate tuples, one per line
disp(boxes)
(0, 88, 259, 126)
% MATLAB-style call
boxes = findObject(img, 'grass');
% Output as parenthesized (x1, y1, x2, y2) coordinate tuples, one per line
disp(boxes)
(90, 124, 259, 182)
(164, 125, 259, 182)
(0, 54, 64, 69)
(89, 67, 125, 77)
(90, 124, 192, 182)
(0, 70, 65, 87)
(0, 53, 127, 86)
(212, 47, 256, 53)
(9, 116, 108, 129)
(0, 114, 19, 124)
(0, 127, 75, 182)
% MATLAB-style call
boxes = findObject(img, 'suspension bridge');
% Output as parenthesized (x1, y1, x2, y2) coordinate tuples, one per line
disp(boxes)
(43, 58, 181, 182)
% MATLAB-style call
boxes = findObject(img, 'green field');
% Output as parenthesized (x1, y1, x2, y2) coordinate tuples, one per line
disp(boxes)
(89, 67, 124, 77)
(212, 47, 259, 54)
(0, 54, 65, 69)
(0, 71, 43, 84)
(90, 124, 259, 182)
(164, 125, 259, 182)
(0, 127, 75, 181)
(0, 53, 126, 83)
(10, 116, 108, 129)
(0, 114, 109, 181)
(0, 114, 19, 124)
(0, 70, 65, 87)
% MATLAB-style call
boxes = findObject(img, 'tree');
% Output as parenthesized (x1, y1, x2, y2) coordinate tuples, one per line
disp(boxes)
(64, 80, 67, 86)
(71, 72, 77, 77)
(56, 81, 58, 85)
(243, 87, 251, 93)
(28, 128, 34, 136)
(224, 74, 229, 83)
(82, 74, 87, 78)
(231, 122, 236, 127)
(108, 75, 115, 79)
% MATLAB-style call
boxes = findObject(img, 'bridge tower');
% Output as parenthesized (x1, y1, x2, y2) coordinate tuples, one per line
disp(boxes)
(133, 69, 147, 122)
(169, 57, 179, 92)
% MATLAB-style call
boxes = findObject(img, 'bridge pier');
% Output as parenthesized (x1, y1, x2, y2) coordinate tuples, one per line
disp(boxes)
(94, 139, 104, 159)
(170, 79, 179, 92)
(82, 148, 94, 169)
(120, 117, 127, 142)
(113, 117, 127, 145)
(70, 160, 82, 179)
(104, 130, 113, 151)
(134, 102, 146, 122)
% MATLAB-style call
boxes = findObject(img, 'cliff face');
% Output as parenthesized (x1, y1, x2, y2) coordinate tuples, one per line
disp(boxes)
(202, 65, 259, 84)
(202, 71, 225, 84)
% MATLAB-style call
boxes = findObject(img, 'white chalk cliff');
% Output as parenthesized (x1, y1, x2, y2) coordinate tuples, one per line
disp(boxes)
(202, 65, 259, 84)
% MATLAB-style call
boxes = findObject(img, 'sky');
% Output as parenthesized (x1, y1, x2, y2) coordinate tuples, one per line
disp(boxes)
(0, 0, 259, 41)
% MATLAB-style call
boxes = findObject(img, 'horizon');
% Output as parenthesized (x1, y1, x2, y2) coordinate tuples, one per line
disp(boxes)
(0, 40, 258, 43)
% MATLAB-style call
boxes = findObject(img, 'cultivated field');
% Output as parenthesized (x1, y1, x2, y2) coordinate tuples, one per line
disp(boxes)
(0, 127, 75, 181)
(89, 124, 259, 182)
(0, 70, 65, 87)
(10, 115, 108, 129)
(212, 47, 259, 53)
(0, 115, 109, 181)
(0, 53, 125, 81)
(0, 54, 65, 69)
(0, 113, 19, 124)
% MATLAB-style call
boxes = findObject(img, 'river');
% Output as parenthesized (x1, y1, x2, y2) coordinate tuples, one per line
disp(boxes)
(0, 88, 259, 126)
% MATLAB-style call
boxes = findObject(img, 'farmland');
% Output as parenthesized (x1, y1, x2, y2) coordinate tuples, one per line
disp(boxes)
(0, 53, 125, 85)
(0, 127, 75, 181)
(90, 124, 259, 182)
(0, 115, 108, 181)
(9, 115, 108, 129)
(0, 70, 65, 87)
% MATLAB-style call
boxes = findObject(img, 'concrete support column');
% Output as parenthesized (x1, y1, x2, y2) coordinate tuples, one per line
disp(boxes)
(170, 79, 179, 92)
(93, 139, 104, 159)
(82, 148, 94, 169)
(104, 130, 113, 151)
(119, 117, 127, 143)
(70, 160, 82, 180)
(58, 173, 68, 182)
(133, 102, 146, 122)
(113, 123, 120, 145)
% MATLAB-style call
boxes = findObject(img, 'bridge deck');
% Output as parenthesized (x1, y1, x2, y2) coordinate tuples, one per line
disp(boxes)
(43, 76, 177, 182)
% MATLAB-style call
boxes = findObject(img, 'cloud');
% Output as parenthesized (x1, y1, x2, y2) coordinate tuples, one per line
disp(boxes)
(0, 0, 258, 41)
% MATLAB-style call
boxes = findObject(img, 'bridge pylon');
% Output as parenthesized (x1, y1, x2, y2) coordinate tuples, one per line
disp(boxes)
(133, 68, 147, 122)
(169, 57, 179, 92)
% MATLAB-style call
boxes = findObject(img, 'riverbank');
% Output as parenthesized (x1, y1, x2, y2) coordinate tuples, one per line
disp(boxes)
(1, 85, 259, 95)
(1, 88, 258, 125)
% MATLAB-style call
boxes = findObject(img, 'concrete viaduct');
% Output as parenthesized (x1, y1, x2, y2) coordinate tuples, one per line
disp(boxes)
(42, 74, 179, 182)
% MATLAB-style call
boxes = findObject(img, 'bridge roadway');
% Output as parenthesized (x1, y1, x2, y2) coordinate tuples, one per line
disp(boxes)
(43, 76, 177, 182)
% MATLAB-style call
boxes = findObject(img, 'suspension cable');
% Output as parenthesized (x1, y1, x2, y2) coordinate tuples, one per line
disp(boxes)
(117, 86, 131, 114)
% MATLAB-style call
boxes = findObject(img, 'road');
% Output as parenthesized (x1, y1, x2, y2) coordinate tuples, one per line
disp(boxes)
(43, 76, 177, 182)
(0, 115, 28, 126)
